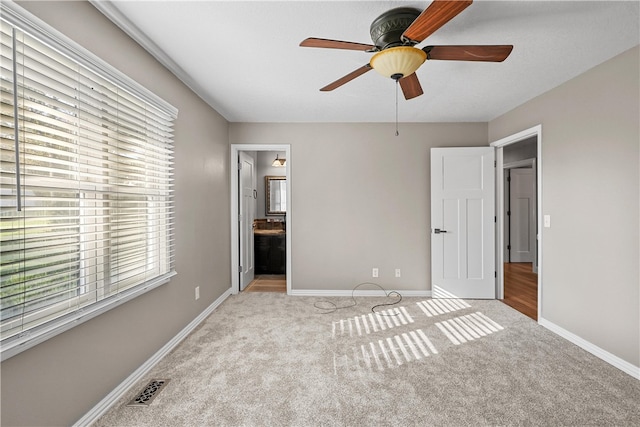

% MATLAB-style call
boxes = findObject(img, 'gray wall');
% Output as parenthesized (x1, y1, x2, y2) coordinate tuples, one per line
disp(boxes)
(1, 2, 231, 426)
(230, 123, 488, 291)
(489, 45, 640, 367)
(503, 136, 537, 164)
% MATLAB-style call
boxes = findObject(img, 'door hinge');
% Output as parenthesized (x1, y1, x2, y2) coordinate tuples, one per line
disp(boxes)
(494, 160, 497, 167)
(507, 176, 511, 182)
(507, 210, 511, 216)
(507, 245, 511, 250)
(494, 271, 497, 278)
(239, 265, 243, 272)
(238, 162, 242, 170)
(494, 216, 497, 223)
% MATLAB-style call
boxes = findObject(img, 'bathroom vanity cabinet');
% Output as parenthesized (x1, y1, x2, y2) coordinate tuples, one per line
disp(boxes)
(254, 231, 286, 274)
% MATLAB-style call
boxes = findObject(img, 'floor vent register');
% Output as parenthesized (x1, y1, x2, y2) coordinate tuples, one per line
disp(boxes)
(127, 379, 170, 407)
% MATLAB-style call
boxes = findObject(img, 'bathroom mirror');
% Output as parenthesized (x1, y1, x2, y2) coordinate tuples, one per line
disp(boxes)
(266, 176, 286, 215)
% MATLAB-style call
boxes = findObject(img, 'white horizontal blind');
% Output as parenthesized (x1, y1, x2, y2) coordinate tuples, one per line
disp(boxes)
(0, 17, 175, 347)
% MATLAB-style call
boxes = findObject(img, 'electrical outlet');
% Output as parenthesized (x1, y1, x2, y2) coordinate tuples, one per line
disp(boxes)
(195, 286, 200, 300)
(395, 268, 401, 278)
(372, 268, 379, 278)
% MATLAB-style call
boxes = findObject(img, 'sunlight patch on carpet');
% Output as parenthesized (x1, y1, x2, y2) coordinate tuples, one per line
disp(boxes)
(416, 298, 471, 317)
(331, 302, 505, 375)
(331, 306, 414, 338)
(333, 328, 438, 374)
(436, 312, 504, 345)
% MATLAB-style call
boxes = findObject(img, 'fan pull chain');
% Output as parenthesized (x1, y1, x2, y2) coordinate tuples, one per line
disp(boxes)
(395, 80, 399, 137)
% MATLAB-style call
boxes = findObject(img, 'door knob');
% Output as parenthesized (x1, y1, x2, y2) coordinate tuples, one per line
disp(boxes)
(434, 228, 448, 234)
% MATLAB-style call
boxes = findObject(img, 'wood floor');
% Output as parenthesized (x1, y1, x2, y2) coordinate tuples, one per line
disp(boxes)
(244, 275, 286, 293)
(502, 262, 538, 320)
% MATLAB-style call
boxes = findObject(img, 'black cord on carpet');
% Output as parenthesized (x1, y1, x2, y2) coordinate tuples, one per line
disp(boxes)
(313, 282, 402, 316)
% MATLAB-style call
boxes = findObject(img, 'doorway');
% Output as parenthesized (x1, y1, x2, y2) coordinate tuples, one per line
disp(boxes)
(491, 126, 542, 321)
(502, 161, 537, 319)
(230, 145, 291, 295)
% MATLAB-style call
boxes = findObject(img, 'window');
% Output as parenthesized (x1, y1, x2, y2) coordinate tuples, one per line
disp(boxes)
(0, 3, 177, 360)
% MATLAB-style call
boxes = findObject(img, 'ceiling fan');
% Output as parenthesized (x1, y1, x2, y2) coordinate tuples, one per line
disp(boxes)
(300, 0, 513, 100)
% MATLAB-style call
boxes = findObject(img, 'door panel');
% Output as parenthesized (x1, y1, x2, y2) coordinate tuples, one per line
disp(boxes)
(442, 199, 459, 279)
(239, 152, 256, 290)
(431, 147, 495, 299)
(443, 155, 483, 190)
(467, 198, 484, 279)
(510, 168, 535, 263)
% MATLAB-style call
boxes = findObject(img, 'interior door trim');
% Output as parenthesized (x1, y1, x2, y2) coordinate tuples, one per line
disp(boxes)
(490, 125, 543, 321)
(230, 144, 291, 295)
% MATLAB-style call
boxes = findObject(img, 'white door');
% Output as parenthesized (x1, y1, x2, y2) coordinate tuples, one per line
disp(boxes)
(509, 168, 535, 263)
(431, 147, 495, 299)
(239, 152, 256, 290)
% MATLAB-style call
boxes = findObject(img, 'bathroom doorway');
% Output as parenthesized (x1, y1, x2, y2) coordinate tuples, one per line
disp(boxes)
(230, 145, 291, 295)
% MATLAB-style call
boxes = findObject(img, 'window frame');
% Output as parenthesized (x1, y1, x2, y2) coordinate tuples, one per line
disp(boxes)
(0, 1, 178, 361)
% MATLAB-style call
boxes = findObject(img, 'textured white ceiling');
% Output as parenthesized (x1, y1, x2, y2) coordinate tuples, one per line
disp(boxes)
(97, 1, 639, 123)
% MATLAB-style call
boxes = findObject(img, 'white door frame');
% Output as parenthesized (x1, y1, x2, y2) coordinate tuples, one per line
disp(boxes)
(490, 125, 542, 320)
(230, 144, 291, 295)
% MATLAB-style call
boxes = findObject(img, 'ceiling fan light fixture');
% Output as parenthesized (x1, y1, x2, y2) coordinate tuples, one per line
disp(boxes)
(370, 46, 427, 80)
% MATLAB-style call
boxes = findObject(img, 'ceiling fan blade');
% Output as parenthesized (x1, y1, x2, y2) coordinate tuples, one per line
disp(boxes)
(320, 64, 373, 92)
(300, 37, 375, 51)
(402, 0, 473, 43)
(424, 45, 513, 62)
(399, 73, 423, 100)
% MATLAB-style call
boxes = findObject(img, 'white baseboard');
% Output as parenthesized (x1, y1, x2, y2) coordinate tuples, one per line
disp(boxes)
(539, 317, 640, 380)
(290, 289, 431, 297)
(74, 287, 233, 427)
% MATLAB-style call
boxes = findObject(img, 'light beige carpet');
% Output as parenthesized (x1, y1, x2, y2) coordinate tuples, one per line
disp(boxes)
(95, 292, 640, 426)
